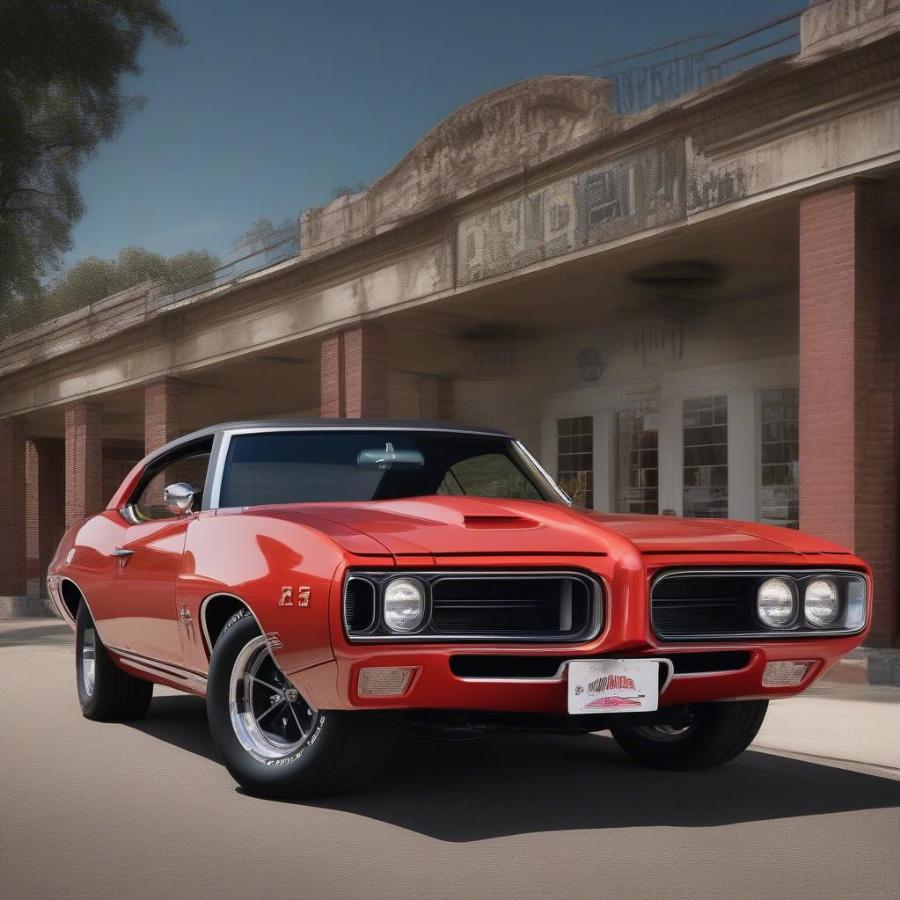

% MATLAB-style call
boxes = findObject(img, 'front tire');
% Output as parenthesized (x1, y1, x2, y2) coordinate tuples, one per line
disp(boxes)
(206, 611, 400, 798)
(75, 603, 152, 721)
(611, 700, 768, 770)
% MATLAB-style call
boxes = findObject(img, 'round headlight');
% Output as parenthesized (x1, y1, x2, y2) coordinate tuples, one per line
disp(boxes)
(383, 577, 426, 633)
(804, 578, 839, 627)
(757, 577, 796, 628)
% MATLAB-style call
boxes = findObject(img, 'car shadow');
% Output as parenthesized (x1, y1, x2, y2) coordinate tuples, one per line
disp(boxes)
(131, 695, 900, 842)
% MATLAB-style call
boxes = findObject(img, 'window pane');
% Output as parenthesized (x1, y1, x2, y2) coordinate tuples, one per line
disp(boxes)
(219, 431, 550, 506)
(683, 396, 728, 518)
(557, 416, 593, 508)
(134, 451, 210, 521)
(440, 453, 541, 500)
(616, 397, 658, 514)
(759, 388, 799, 528)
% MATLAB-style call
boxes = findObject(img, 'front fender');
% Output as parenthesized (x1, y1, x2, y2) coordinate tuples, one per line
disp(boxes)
(179, 510, 377, 676)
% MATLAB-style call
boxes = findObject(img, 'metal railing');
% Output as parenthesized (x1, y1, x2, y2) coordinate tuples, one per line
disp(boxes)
(583, 9, 804, 115)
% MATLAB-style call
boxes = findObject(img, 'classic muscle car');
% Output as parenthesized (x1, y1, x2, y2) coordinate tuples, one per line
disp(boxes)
(48, 420, 871, 797)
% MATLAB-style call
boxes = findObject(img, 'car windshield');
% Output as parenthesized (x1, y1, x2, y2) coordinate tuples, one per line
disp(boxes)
(217, 430, 560, 507)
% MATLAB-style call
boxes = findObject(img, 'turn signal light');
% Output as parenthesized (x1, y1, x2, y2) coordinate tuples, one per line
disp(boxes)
(762, 660, 813, 687)
(358, 666, 417, 697)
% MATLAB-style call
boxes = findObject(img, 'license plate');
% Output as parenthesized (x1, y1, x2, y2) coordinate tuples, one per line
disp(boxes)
(567, 659, 660, 715)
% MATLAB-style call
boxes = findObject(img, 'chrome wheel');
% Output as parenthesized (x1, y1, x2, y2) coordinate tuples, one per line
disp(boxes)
(633, 722, 696, 742)
(81, 626, 96, 696)
(227, 635, 318, 763)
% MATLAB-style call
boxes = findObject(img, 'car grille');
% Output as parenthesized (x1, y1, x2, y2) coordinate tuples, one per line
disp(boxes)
(650, 569, 867, 639)
(652, 574, 754, 638)
(344, 571, 603, 642)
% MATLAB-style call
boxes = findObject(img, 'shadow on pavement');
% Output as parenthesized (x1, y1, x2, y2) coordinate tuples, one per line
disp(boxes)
(0, 622, 72, 647)
(133, 695, 900, 842)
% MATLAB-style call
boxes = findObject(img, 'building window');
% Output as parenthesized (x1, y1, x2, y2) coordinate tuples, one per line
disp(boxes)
(557, 416, 593, 508)
(759, 389, 799, 529)
(616, 398, 658, 514)
(683, 395, 728, 518)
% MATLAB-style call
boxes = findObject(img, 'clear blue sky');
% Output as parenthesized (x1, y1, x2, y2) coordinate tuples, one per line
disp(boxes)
(67, 0, 802, 267)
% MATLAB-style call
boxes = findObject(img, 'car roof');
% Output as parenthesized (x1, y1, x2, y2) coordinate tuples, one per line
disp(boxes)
(147, 418, 513, 464)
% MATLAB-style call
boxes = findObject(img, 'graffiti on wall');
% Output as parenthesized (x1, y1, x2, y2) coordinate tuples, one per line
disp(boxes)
(457, 141, 685, 285)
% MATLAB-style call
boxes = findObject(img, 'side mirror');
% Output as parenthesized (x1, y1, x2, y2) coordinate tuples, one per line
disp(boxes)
(163, 482, 196, 516)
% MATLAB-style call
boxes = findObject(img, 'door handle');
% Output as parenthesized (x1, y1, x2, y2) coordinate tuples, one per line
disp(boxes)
(112, 548, 134, 558)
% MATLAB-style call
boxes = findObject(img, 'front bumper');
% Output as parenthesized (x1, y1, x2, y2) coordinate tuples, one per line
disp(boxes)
(287, 634, 861, 713)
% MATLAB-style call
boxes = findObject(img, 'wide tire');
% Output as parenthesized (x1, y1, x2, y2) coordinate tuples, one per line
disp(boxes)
(611, 700, 768, 770)
(75, 602, 152, 721)
(206, 611, 400, 798)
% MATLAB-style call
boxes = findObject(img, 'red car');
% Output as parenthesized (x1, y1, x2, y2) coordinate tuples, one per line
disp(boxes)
(48, 420, 871, 797)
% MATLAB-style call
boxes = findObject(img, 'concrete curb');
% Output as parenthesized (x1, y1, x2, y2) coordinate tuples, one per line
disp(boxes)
(0, 596, 60, 619)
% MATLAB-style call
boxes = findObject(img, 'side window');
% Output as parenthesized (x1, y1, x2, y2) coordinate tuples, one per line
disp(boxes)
(438, 453, 541, 500)
(129, 444, 212, 521)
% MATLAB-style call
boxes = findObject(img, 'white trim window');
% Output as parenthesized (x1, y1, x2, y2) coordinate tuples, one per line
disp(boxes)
(557, 416, 594, 508)
(683, 395, 728, 519)
(759, 388, 799, 528)
(616, 397, 659, 514)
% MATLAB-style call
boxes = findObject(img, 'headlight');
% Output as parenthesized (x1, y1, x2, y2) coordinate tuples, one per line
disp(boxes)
(757, 577, 796, 628)
(804, 578, 839, 627)
(382, 577, 426, 633)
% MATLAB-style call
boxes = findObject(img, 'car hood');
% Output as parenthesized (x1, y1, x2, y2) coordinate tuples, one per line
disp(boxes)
(249, 496, 852, 559)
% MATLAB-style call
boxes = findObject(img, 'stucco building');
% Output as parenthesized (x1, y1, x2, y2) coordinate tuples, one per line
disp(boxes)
(1, 0, 898, 652)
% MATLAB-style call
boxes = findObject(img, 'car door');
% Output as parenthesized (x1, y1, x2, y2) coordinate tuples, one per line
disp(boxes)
(114, 440, 213, 665)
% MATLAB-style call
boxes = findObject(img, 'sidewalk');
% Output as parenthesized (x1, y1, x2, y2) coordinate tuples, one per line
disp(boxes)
(752, 672, 900, 773)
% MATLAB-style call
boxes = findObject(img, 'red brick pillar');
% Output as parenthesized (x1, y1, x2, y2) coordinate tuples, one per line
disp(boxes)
(145, 377, 181, 453)
(0, 418, 27, 595)
(799, 181, 898, 646)
(65, 402, 104, 528)
(25, 438, 65, 597)
(320, 324, 388, 418)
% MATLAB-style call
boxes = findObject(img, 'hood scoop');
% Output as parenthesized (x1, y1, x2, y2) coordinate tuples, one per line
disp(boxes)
(462, 514, 538, 530)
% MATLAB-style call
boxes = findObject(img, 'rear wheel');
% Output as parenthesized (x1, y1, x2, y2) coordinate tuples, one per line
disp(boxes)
(75, 603, 152, 721)
(206, 611, 400, 798)
(610, 700, 768, 770)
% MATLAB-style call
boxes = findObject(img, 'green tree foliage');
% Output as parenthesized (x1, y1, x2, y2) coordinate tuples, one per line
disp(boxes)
(0, 0, 184, 322)
(41, 246, 221, 316)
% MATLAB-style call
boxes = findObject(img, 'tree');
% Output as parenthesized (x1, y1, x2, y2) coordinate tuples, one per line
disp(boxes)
(0, 0, 185, 314)
(43, 246, 220, 316)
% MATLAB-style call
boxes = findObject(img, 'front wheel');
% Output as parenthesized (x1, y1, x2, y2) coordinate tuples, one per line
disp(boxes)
(610, 700, 768, 770)
(206, 611, 400, 798)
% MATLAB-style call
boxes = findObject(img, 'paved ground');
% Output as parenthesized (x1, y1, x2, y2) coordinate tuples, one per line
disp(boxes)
(2, 619, 899, 900)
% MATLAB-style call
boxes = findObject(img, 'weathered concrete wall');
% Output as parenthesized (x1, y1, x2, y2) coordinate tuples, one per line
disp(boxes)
(457, 140, 684, 285)
(801, 0, 900, 58)
(301, 76, 616, 258)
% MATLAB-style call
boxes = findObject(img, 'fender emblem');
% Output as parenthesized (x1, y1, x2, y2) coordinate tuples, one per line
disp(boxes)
(279, 586, 311, 607)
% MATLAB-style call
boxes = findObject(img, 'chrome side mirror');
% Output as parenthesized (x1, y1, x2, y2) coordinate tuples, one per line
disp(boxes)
(163, 482, 196, 516)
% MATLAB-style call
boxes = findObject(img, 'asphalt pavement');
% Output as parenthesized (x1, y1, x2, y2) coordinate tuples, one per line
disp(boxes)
(1, 619, 899, 899)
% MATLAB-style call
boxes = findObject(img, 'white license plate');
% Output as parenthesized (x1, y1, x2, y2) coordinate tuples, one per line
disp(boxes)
(567, 659, 661, 715)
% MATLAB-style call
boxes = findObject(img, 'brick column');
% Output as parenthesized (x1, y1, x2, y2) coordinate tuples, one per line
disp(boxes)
(25, 438, 65, 598)
(320, 324, 388, 418)
(65, 402, 103, 528)
(799, 181, 898, 646)
(0, 418, 27, 595)
(145, 377, 181, 453)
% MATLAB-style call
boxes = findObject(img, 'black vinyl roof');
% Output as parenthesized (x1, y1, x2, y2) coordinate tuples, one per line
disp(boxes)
(148, 418, 512, 464)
